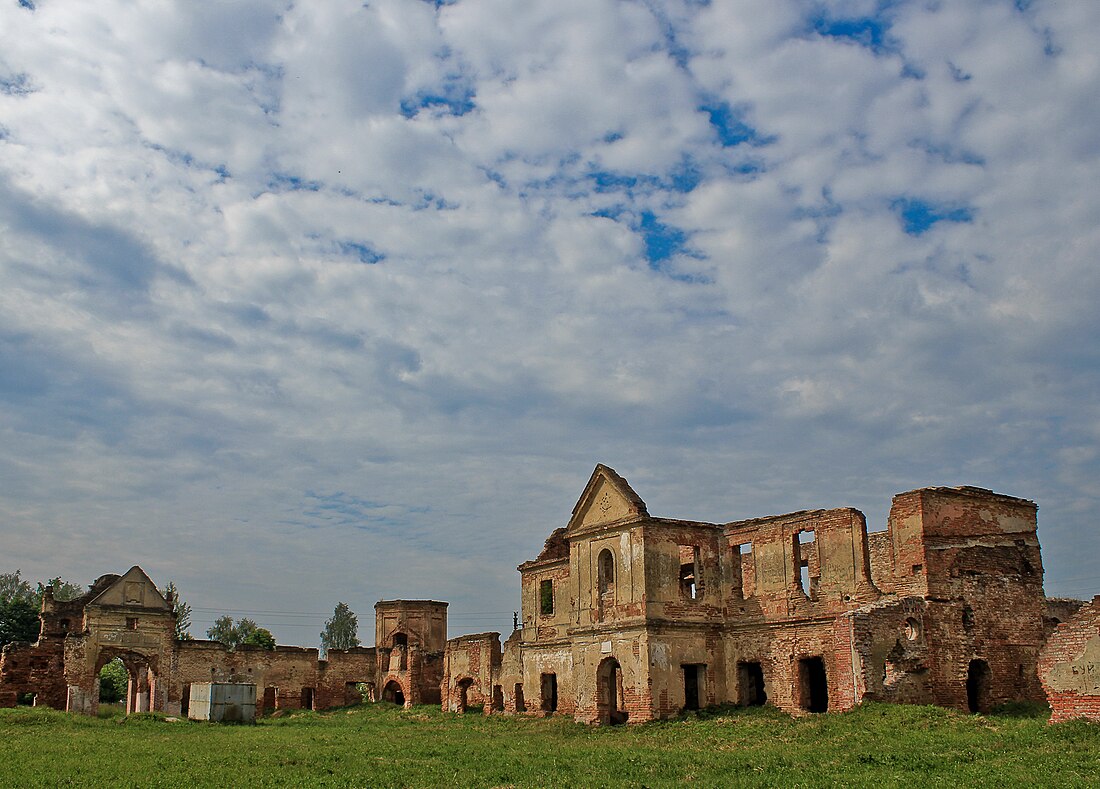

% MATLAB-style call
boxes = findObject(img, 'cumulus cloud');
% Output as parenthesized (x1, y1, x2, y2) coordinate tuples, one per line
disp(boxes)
(1, 0, 1098, 642)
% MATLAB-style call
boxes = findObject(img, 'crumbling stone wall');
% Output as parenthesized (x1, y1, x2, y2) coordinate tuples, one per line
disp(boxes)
(0, 572, 440, 718)
(1038, 596, 1100, 723)
(487, 465, 1057, 725)
(441, 632, 501, 714)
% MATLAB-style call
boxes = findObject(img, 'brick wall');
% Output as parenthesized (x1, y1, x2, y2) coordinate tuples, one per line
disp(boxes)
(1038, 596, 1100, 723)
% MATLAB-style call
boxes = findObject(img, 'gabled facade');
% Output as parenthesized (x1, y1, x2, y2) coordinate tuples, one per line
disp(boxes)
(442, 464, 1053, 723)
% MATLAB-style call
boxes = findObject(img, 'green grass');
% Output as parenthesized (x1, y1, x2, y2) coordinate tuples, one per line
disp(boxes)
(1, 702, 1097, 788)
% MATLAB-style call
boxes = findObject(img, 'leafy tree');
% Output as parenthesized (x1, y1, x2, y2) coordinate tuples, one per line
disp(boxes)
(162, 582, 192, 640)
(0, 597, 39, 648)
(99, 658, 128, 703)
(320, 602, 360, 653)
(0, 570, 34, 606)
(242, 627, 276, 650)
(36, 577, 85, 602)
(206, 616, 273, 650)
(0, 570, 84, 648)
(0, 570, 39, 647)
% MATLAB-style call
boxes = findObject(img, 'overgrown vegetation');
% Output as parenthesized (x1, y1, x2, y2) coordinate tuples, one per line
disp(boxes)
(0, 702, 1097, 787)
(98, 658, 128, 703)
(0, 570, 85, 648)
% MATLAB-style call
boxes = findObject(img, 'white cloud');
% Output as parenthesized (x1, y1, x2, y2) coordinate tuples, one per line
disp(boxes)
(0, 0, 1098, 641)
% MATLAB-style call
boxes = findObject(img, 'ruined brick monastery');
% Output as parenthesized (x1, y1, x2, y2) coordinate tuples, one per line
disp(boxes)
(1, 464, 1091, 723)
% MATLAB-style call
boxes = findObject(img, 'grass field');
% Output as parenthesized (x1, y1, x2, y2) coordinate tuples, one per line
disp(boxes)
(1, 701, 1097, 788)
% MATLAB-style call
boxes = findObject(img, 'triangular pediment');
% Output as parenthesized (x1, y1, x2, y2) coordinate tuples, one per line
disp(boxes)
(567, 464, 648, 532)
(87, 566, 169, 611)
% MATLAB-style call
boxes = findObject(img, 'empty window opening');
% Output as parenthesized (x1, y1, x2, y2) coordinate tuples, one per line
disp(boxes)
(682, 664, 705, 711)
(912, 564, 923, 575)
(346, 681, 373, 705)
(126, 617, 139, 631)
(540, 579, 554, 615)
(798, 657, 829, 713)
(598, 549, 615, 593)
(796, 530, 816, 599)
(382, 680, 405, 706)
(966, 659, 991, 714)
(16, 692, 36, 706)
(962, 605, 975, 633)
(301, 687, 315, 711)
(540, 673, 558, 713)
(679, 545, 700, 600)
(456, 678, 473, 713)
(60, 619, 70, 633)
(597, 549, 615, 620)
(737, 542, 755, 599)
(737, 661, 766, 707)
(389, 632, 408, 671)
(492, 684, 504, 712)
(514, 683, 526, 712)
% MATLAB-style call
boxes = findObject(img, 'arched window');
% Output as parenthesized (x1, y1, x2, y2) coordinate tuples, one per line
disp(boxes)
(598, 549, 615, 595)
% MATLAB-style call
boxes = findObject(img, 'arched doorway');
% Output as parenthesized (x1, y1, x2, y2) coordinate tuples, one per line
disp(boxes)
(597, 657, 627, 725)
(455, 678, 473, 713)
(966, 659, 991, 713)
(382, 680, 405, 706)
(95, 650, 158, 715)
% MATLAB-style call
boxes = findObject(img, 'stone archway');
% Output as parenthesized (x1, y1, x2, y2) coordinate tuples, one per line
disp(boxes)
(455, 677, 474, 713)
(94, 649, 159, 715)
(597, 656, 627, 725)
(381, 679, 405, 706)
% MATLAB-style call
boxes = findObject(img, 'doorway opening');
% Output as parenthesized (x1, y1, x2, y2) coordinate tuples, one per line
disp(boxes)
(798, 657, 828, 713)
(382, 680, 405, 706)
(540, 673, 557, 712)
(456, 678, 473, 713)
(737, 661, 766, 706)
(967, 659, 991, 713)
(682, 664, 705, 711)
(597, 657, 628, 725)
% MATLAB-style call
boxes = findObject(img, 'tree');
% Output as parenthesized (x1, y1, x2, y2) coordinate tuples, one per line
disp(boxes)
(0, 570, 33, 605)
(36, 577, 85, 602)
(0, 570, 40, 648)
(0, 597, 39, 648)
(0, 570, 84, 648)
(162, 581, 192, 640)
(206, 616, 273, 650)
(320, 602, 360, 653)
(99, 658, 128, 703)
(242, 627, 276, 650)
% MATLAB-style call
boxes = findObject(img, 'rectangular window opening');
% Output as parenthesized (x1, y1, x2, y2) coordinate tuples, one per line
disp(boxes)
(679, 545, 700, 600)
(514, 683, 526, 712)
(539, 579, 554, 615)
(795, 530, 817, 599)
(126, 617, 139, 631)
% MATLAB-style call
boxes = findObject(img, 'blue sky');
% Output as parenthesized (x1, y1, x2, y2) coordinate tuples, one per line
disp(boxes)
(1, 0, 1098, 645)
